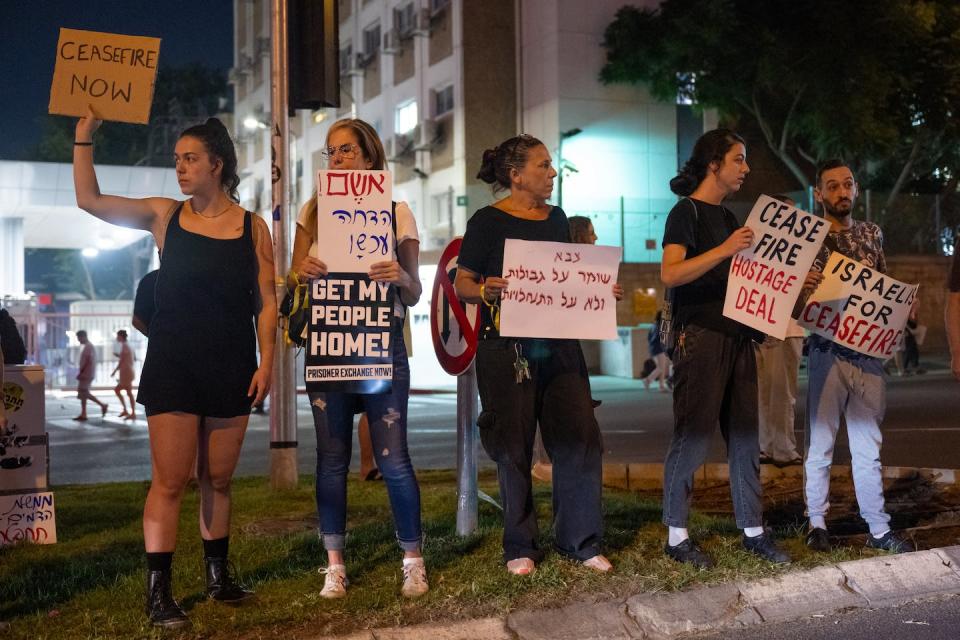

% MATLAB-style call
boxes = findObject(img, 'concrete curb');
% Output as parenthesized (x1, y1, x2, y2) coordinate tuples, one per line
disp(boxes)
(600, 462, 960, 491)
(344, 545, 960, 640)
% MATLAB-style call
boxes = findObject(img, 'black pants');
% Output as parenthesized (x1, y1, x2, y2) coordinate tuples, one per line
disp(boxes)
(475, 338, 603, 563)
(662, 324, 762, 529)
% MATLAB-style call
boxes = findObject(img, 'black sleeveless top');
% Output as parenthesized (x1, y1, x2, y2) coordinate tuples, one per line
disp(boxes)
(137, 204, 259, 418)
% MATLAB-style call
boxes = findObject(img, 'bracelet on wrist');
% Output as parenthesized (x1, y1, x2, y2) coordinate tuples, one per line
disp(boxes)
(74, 141, 93, 146)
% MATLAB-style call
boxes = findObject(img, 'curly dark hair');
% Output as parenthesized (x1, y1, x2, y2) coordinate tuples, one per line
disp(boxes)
(670, 128, 746, 196)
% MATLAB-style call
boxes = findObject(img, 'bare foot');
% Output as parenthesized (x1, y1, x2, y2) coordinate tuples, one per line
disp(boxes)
(582, 554, 613, 572)
(506, 558, 535, 576)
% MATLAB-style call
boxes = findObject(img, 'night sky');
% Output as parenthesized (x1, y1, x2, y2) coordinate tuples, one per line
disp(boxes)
(0, 1, 234, 159)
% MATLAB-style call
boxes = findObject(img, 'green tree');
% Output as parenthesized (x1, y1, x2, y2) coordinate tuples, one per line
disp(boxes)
(32, 63, 229, 167)
(600, 0, 960, 215)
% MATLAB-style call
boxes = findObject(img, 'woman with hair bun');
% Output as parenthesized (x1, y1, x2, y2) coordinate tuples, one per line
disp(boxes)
(74, 107, 276, 628)
(659, 128, 789, 569)
(455, 134, 622, 576)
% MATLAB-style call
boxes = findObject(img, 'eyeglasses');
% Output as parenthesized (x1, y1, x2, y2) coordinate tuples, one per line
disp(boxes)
(321, 143, 360, 160)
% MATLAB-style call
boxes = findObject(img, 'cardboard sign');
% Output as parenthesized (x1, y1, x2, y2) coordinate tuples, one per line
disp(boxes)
(798, 253, 919, 359)
(3, 365, 46, 439)
(304, 276, 395, 393)
(499, 240, 622, 340)
(49, 28, 161, 124)
(316, 170, 394, 273)
(723, 195, 829, 339)
(0, 492, 57, 546)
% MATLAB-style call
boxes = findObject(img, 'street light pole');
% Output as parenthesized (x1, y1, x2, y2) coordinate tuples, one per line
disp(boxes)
(269, 0, 299, 490)
(557, 127, 582, 209)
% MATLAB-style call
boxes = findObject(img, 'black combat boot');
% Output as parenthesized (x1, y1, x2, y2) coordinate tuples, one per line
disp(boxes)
(145, 569, 189, 629)
(205, 557, 254, 603)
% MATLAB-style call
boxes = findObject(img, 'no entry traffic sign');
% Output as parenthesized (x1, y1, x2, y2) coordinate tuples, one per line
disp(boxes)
(431, 237, 480, 375)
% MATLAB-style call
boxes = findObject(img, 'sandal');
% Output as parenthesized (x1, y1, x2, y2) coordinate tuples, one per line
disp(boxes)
(506, 558, 535, 576)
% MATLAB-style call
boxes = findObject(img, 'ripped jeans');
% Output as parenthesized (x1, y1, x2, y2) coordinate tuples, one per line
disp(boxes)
(307, 326, 422, 552)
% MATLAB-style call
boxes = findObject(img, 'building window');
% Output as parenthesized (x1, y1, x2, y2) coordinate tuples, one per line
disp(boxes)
(395, 3, 415, 37)
(339, 42, 352, 76)
(363, 22, 381, 57)
(434, 85, 453, 117)
(395, 100, 418, 135)
(431, 0, 450, 12)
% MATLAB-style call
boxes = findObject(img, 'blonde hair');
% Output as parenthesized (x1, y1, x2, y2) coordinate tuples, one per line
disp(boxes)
(301, 118, 387, 238)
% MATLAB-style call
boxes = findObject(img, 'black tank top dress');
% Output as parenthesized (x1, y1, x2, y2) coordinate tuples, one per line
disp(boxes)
(137, 204, 259, 418)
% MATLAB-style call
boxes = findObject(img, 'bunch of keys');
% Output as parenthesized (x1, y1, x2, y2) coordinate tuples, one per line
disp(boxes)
(513, 343, 531, 384)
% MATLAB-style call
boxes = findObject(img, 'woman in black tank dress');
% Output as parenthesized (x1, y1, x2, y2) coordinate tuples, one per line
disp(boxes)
(74, 109, 276, 629)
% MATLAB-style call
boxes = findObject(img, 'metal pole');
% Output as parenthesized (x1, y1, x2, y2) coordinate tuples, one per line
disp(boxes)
(455, 361, 479, 535)
(269, 0, 298, 489)
(557, 135, 564, 209)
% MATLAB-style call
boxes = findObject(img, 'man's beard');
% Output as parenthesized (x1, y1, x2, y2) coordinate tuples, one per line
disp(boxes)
(824, 199, 854, 219)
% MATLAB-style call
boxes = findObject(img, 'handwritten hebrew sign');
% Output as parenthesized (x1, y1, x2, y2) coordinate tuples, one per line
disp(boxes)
(723, 195, 829, 339)
(798, 253, 919, 359)
(305, 276, 395, 393)
(0, 492, 57, 547)
(316, 170, 394, 273)
(499, 240, 622, 340)
(49, 28, 161, 124)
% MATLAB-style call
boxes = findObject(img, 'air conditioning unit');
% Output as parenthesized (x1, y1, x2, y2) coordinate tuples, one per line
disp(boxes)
(413, 8, 432, 36)
(356, 51, 376, 69)
(255, 37, 271, 58)
(382, 28, 402, 55)
(414, 119, 440, 151)
(238, 54, 256, 72)
(227, 67, 248, 85)
(345, 53, 367, 76)
(394, 132, 415, 158)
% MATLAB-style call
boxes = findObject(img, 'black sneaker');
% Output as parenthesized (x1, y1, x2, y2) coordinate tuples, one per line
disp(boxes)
(742, 532, 791, 564)
(664, 539, 714, 569)
(866, 531, 915, 553)
(806, 527, 831, 552)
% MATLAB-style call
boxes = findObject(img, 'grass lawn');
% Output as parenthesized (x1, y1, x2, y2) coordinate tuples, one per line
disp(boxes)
(0, 471, 871, 640)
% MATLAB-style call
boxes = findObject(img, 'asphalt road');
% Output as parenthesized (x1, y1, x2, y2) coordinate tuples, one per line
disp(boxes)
(39, 366, 960, 485)
(696, 594, 960, 640)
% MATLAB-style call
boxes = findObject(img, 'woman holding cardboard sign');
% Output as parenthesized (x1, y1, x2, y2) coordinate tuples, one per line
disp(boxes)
(659, 128, 790, 569)
(455, 134, 623, 576)
(289, 118, 427, 599)
(73, 108, 276, 628)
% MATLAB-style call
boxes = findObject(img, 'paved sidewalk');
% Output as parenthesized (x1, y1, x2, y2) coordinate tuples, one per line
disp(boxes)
(331, 546, 960, 640)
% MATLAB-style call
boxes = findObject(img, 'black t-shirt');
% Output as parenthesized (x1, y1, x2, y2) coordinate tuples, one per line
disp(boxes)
(662, 197, 755, 338)
(950, 236, 960, 293)
(458, 205, 571, 336)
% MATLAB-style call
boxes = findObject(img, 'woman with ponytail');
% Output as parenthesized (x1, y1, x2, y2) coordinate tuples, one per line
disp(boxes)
(659, 128, 789, 569)
(455, 135, 622, 576)
(74, 108, 276, 628)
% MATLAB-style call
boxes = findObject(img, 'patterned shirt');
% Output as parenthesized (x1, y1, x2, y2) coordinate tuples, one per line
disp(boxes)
(807, 219, 887, 370)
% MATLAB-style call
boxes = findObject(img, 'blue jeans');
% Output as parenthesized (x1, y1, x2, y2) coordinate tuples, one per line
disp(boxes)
(308, 325, 422, 552)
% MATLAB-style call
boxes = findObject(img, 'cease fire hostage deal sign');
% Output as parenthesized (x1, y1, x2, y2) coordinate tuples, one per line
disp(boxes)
(49, 28, 161, 124)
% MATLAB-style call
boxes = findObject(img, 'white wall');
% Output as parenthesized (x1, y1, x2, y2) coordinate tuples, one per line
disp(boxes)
(518, 0, 676, 263)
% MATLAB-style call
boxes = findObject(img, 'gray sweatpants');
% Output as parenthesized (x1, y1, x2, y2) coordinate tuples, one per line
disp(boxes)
(804, 348, 890, 535)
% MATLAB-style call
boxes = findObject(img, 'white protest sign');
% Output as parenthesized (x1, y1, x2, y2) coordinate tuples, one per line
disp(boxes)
(316, 170, 394, 273)
(499, 240, 622, 340)
(798, 253, 918, 359)
(0, 492, 57, 547)
(723, 195, 829, 339)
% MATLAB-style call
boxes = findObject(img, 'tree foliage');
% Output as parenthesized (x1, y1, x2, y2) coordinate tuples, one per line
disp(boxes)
(601, 0, 960, 212)
(32, 63, 229, 166)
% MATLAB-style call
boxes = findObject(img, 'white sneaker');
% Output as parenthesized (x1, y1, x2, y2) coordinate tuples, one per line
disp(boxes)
(401, 559, 429, 598)
(319, 564, 348, 599)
